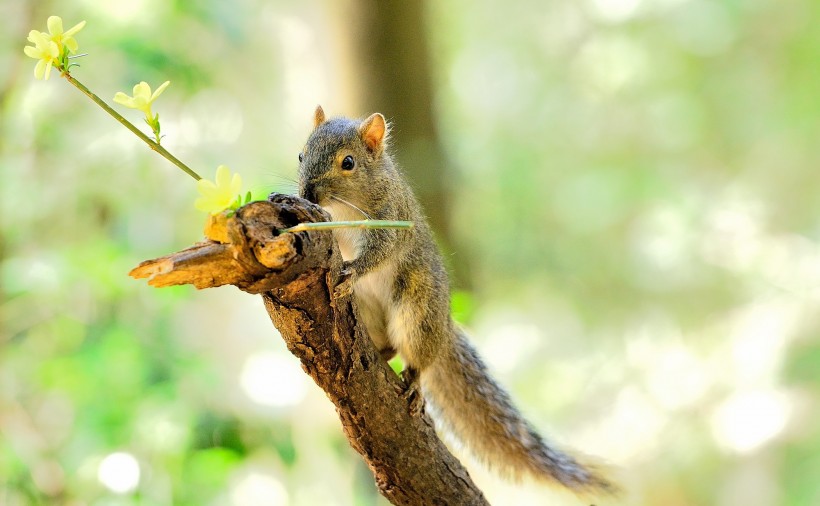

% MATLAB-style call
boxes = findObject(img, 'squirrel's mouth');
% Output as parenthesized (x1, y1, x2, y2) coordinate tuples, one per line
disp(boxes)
(299, 187, 319, 204)
(321, 201, 340, 221)
(322, 198, 367, 222)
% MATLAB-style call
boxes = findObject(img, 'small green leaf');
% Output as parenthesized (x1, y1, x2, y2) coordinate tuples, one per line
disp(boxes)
(388, 356, 404, 375)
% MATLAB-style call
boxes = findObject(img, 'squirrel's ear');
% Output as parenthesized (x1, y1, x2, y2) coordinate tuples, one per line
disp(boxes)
(313, 105, 326, 128)
(359, 113, 387, 153)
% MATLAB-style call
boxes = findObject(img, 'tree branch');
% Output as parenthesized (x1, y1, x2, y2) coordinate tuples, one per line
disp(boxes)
(130, 194, 488, 505)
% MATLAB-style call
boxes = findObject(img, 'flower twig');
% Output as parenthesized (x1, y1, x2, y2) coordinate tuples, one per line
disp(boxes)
(60, 72, 202, 181)
(279, 220, 414, 234)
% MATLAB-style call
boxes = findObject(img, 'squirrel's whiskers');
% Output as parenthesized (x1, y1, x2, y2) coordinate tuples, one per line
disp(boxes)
(330, 194, 372, 220)
(263, 172, 299, 194)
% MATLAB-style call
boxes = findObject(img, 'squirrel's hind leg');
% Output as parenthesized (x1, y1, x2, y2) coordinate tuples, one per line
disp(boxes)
(379, 346, 397, 362)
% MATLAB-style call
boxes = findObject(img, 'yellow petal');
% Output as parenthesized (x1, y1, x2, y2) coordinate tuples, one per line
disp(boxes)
(196, 166, 244, 214)
(34, 59, 46, 79)
(151, 81, 171, 101)
(215, 165, 231, 187)
(47, 16, 64, 36)
(230, 174, 242, 195)
(34, 59, 53, 80)
(113, 92, 134, 107)
(197, 178, 218, 193)
(64, 37, 78, 53)
(46, 40, 59, 57)
(195, 194, 231, 215)
(63, 20, 86, 38)
(30, 33, 57, 57)
(194, 196, 214, 212)
(23, 46, 39, 59)
(198, 191, 220, 202)
(133, 82, 152, 101)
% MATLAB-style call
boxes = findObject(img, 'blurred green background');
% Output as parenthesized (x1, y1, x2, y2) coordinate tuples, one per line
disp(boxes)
(3, 0, 820, 504)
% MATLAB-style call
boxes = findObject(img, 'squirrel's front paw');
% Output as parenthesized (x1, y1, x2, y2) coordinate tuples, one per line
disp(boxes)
(332, 267, 355, 299)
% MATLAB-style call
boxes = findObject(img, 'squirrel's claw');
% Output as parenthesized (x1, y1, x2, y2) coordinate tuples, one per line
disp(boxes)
(401, 367, 425, 417)
(332, 267, 355, 299)
(405, 383, 424, 418)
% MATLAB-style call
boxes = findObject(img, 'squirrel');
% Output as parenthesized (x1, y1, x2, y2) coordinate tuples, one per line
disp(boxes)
(297, 105, 616, 496)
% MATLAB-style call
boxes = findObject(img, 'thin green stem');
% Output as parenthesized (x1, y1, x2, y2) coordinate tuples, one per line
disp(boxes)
(60, 70, 202, 181)
(280, 220, 414, 234)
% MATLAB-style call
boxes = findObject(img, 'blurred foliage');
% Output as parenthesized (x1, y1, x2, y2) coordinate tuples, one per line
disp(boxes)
(2, 0, 820, 505)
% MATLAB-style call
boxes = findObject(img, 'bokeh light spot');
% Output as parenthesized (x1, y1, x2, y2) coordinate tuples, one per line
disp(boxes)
(97, 452, 140, 494)
(240, 352, 308, 408)
(231, 471, 289, 506)
(711, 390, 792, 454)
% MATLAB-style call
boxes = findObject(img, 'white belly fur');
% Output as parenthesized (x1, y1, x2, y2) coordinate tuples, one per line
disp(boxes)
(323, 201, 406, 353)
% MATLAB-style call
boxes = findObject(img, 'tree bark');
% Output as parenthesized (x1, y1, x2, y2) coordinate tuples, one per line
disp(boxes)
(130, 194, 488, 506)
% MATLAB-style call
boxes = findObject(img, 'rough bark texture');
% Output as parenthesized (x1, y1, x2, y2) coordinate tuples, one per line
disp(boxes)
(130, 194, 488, 506)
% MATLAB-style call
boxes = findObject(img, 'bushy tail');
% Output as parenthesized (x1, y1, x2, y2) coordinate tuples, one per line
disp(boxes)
(420, 329, 616, 495)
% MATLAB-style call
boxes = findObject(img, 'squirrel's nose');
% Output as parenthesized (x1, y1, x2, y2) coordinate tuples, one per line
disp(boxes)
(300, 184, 318, 204)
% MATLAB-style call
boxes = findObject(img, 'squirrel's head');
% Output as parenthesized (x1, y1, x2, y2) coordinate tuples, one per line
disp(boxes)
(298, 105, 390, 212)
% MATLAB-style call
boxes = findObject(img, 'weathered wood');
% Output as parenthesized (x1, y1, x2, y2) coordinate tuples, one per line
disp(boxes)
(130, 194, 488, 506)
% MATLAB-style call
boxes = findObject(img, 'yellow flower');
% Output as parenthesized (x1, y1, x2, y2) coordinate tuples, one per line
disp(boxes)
(195, 165, 243, 215)
(113, 81, 171, 118)
(46, 16, 86, 54)
(23, 30, 59, 80)
(23, 16, 86, 80)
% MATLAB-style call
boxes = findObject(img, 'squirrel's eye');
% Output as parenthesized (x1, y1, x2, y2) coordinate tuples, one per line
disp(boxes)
(341, 155, 355, 171)
(298, 152, 304, 163)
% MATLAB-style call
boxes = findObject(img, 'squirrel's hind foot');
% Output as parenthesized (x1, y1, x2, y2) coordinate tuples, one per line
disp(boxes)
(401, 367, 425, 417)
